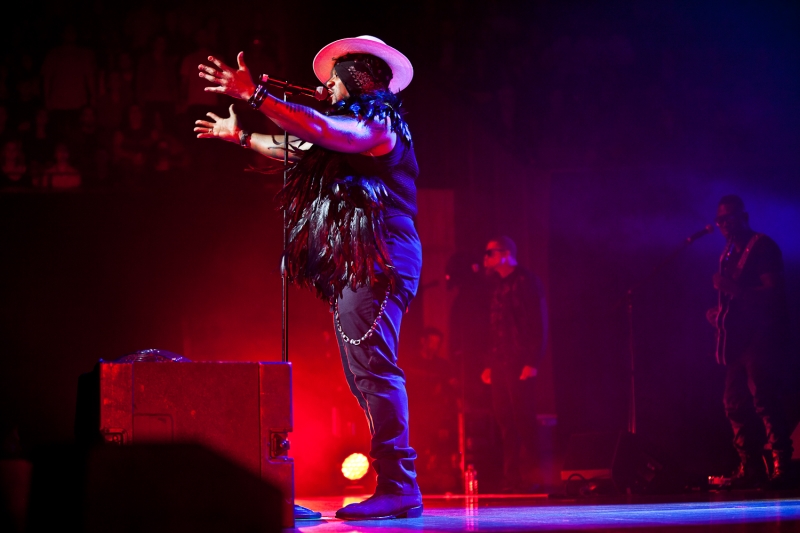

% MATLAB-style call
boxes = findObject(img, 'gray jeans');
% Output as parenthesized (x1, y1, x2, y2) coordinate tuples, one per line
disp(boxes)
(334, 215, 422, 495)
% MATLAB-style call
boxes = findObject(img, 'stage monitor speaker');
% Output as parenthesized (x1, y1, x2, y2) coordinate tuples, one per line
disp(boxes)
(561, 431, 679, 494)
(26, 442, 282, 533)
(75, 360, 294, 527)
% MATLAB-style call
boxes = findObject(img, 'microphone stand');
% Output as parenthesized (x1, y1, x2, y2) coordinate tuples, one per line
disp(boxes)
(281, 90, 290, 363)
(250, 74, 328, 522)
(263, 75, 324, 100)
(269, 80, 325, 364)
(253, 74, 327, 363)
(616, 228, 712, 434)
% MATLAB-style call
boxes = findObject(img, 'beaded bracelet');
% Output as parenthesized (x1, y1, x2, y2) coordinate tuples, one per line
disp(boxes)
(247, 74, 270, 110)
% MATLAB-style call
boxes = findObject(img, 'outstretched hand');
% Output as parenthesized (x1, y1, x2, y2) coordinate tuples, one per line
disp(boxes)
(198, 52, 257, 102)
(194, 104, 240, 144)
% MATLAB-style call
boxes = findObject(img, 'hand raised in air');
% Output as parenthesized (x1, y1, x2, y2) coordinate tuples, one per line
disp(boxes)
(194, 104, 241, 144)
(198, 52, 257, 102)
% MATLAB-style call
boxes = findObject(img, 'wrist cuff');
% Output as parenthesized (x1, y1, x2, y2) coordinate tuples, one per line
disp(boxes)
(248, 74, 270, 110)
(239, 129, 251, 148)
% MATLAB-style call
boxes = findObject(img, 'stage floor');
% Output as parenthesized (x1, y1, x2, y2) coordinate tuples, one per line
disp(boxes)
(294, 490, 800, 532)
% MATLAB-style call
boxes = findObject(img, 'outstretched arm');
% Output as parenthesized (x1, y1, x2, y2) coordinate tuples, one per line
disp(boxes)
(248, 133, 312, 162)
(195, 104, 310, 162)
(197, 53, 395, 155)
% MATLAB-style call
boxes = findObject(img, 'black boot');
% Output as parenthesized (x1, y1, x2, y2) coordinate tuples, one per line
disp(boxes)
(768, 450, 794, 490)
(729, 454, 768, 490)
(335, 491, 423, 520)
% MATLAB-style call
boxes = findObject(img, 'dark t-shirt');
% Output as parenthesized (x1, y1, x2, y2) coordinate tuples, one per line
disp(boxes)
(344, 138, 418, 219)
(488, 266, 546, 370)
(722, 233, 790, 349)
(723, 234, 783, 289)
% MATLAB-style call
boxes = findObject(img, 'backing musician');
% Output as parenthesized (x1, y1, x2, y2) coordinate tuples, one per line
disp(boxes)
(708, 194, 793, 489)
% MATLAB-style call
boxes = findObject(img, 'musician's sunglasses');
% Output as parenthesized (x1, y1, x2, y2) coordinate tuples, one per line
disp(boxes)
(715, 214, 738, 226)
(484, 248, 506, 257)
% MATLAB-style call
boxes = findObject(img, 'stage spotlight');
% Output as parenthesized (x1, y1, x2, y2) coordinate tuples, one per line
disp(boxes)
(341, 453, 369, 481)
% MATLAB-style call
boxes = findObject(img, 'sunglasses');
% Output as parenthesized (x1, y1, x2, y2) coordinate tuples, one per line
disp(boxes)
(484, 248, 506, 257)
(715, 214, 738, 226)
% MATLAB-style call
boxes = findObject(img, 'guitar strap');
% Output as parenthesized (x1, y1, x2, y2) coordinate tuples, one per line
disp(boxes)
(719, 241, 733, 274)
(729, 233, 763, 280)
(716, 243, 731, 365)
(715, 233, 763, 364)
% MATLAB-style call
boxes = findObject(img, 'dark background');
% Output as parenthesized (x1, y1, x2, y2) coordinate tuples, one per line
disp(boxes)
(1, 0, 799, 495)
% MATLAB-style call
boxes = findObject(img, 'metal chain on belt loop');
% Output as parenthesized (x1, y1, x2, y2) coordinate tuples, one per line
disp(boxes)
(335, 286, 392, 346)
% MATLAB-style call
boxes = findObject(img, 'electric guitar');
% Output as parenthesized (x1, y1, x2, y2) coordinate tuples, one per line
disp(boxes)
(714, 233, 762, 364)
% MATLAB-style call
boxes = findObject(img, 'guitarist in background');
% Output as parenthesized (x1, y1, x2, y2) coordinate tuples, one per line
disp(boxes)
(707, 194, 794, 489)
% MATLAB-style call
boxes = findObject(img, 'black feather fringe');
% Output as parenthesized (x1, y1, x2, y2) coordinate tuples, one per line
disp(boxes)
(327, 90, 412, 145)
(276, 145, 400, 301)
(274, 90, 410, 301)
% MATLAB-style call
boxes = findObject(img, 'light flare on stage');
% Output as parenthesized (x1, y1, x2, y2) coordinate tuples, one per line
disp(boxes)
(341, 453, 370, 481)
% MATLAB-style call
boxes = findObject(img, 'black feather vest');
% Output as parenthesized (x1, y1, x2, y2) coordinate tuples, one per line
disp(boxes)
(275, 92, 412, 301)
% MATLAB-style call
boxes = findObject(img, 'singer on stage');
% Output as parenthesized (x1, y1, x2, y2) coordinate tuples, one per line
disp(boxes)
(195, 35, 423, 520)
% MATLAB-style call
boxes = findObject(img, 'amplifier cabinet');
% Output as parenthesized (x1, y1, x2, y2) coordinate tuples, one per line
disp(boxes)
(95, 361, 294, 527)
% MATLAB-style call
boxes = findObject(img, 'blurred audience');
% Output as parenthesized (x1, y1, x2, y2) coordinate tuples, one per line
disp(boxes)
(116, 52, 137, 106)
(39, 142, 81, 189)
(1, 140, 29, 189)
(179, 27, 221, 141)
(179, 28, 219, 116)
(22, 108, 56, 183)
(124, 2, 162, 56)
(40, 23, 96, 140)
(0, 0, 763, 194)
(0, 60, 9, 102)
(0, 105, 9, 147)
(67, 106, 109, 187)
(148, 111, 189, 184)
(112, 104, 151, 188)
(96, 71, 133, 135)
(0, 1, 541, 195)
(136, 35, 179, 132)
(9, 50, 42, 131)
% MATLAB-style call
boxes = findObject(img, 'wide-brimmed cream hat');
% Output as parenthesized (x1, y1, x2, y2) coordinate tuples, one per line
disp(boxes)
(313, 35, 413, 94)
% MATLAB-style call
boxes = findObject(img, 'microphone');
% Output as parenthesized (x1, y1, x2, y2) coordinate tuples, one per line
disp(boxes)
(258, 74, 329, 101)
(685, 224, 715, 244)
(314, 85, 329, 101)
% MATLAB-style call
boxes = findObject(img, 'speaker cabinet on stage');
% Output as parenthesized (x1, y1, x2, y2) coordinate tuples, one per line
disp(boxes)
(76, 361, 294, 527)
(26, 443, 283, 533)
(560, 431, 679, 495)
